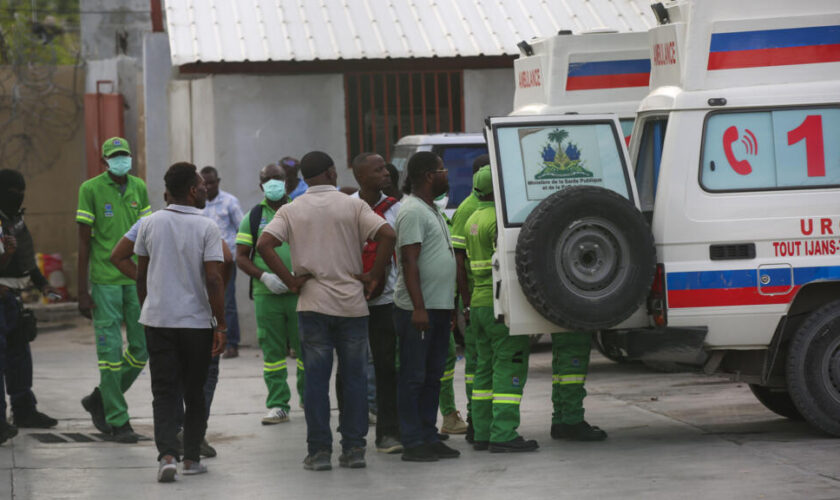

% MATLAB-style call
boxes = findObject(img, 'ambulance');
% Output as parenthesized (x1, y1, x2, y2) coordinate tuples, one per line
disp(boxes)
(490, 0, 840, 436)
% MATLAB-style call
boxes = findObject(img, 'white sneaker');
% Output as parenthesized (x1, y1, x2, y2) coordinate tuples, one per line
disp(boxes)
(262, 407, 289, 425)
(157, 456, 177, 483)
(181, 460, 207, 475)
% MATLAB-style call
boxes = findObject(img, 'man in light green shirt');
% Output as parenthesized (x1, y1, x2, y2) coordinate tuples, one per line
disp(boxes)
(393, 151, 458, 462)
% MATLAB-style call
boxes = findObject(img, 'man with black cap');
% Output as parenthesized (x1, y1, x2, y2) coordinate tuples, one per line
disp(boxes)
(257, 151, 396, 472)
(0, 169, 59, 441)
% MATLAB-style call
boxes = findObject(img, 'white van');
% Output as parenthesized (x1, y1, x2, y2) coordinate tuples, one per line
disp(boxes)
(492, 0, 840, 436)
(390, 133, 487, 213)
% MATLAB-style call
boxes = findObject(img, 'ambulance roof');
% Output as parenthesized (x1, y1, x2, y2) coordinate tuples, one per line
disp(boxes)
(511, 30, 651, 118)
(641, 0, 840, 111)
(394, 133, 485, 147)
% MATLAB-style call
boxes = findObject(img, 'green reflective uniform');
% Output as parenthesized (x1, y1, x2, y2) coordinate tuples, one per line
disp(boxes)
(449, 193, 480, 418)
(236, 200, 304, 410)
(76, 172, 151, 427)
(435, 209, 458, 416)
(551, 332, 592, 425)
(466, 201, 530, 443)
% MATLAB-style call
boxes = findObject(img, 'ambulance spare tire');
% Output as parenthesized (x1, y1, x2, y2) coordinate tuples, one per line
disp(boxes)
(515, 186, 655, 330)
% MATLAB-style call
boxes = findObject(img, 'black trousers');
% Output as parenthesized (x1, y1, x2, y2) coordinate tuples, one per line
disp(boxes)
(146, 327, 212, 462)
(368, 303, 399, 443)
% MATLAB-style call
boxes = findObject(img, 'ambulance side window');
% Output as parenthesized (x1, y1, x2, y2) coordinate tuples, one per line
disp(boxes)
(634, 117, 668, 217)
(700, 107, 840, 191)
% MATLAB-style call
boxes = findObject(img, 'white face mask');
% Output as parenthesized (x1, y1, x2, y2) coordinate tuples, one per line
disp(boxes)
(434, 194, 448, 210)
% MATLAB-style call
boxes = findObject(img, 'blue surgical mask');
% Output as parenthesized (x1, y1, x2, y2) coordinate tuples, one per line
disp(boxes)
(262, 179, 286, 201)
(106, 156, 132, 176)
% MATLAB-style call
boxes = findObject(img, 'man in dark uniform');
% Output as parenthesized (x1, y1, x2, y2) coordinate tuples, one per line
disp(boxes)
(0, 169, 59, 443)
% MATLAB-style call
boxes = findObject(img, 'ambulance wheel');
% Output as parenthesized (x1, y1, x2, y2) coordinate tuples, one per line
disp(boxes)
(748, 385, 803, 421)
(515, 186, 656, 330)
(786, 300, 840, 436)
(594, 331, 630, 363)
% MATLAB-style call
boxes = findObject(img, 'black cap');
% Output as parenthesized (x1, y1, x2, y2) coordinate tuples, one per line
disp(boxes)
(300, 151, 334, 179)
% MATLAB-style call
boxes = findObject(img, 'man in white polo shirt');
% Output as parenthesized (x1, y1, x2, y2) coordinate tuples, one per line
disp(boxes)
(134, 162, 227, 483)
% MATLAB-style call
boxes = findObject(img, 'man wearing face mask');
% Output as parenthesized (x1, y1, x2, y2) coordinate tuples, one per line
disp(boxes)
(235, 164, 304, 425)
(0, 169, 59, 442)
(76, 137, 151, 443)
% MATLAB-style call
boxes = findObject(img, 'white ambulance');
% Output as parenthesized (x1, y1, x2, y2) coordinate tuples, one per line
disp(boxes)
(491, 0, 840, 435)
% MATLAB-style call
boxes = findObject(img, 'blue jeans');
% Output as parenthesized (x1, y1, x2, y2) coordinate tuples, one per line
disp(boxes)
(298, 312, 368, 455)
(394, 307, 452, 449)
(0, 291, 37, 421)
(224, 267, 241, 347)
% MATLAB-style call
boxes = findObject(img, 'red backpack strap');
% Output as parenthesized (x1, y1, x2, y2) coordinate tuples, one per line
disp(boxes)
(372, 196, 397, 218)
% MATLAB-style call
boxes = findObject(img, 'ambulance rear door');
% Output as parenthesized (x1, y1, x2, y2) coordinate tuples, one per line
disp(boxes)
(486, 114, 643, 335)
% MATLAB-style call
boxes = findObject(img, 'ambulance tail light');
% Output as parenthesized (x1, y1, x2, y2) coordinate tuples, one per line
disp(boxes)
(648, 264, 667, 326)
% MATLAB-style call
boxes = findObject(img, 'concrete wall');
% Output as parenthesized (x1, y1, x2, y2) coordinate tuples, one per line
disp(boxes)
(81, 0, 152, 61)
(0, 67, 86, 293)
(142, 32, 173, 210)
(463, 68, 516, 132)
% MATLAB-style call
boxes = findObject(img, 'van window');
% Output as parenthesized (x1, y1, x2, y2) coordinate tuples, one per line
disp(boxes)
(390, 145, 415, 174)
(435, 145, 489, 208)
(701, 107, 840, 192)
(620, 119, 635, 146)
(495, 121, 631, 226)
(634, 117, 668, 214)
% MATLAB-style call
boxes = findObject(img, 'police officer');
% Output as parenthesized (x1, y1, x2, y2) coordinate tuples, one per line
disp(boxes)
(77, 137, 151, 443)
(447, 154, 489, 442)
(466, 166, 537, 452)
(235, 163, 304, 425)
(550, 332, 607, 440)
(0, 169, 59, 442)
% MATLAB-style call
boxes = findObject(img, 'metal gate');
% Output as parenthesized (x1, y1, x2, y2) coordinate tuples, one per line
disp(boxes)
(344, 71, 464, 162)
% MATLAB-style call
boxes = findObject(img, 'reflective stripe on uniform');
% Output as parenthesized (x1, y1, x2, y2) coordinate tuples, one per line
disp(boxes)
(98, 360, 122, 372)
(440, 368, 455, 382)
(470, 259, 493, 271)
(552, 374, 586, 385)
(451, 235, 466, 248)
(123, 351, 146, 369)
(296, 359, 304, 371)
(264, 360, 288, 372)
(472, 389, 493, 401)
(492, 393, 522, 405)
(76, 209, 95, 224)
(139, 206, 152, 217)
(235, 231, 253, 246)
(464, 373, 475, 385)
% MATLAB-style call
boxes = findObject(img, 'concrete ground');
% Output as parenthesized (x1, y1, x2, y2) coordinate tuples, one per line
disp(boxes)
(2, 319, 839, 500)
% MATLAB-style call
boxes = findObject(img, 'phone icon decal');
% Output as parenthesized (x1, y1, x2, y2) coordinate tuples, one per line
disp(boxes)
(721, 125, 757, 175)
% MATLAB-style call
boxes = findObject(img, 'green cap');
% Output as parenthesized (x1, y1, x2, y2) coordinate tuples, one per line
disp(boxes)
(473, 165, 493, 197)
(102, 137, 131, 158)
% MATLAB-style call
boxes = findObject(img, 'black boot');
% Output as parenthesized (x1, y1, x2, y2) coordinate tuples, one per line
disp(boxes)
(489, 436, 539, 453)
(81, 387, 111, 434)
(551, 421, 607, 441)
(0, 421, 18, 445)
(13, 408, 58, 429)
(111, 422, 139, 444)
(465, 416, 474, 444)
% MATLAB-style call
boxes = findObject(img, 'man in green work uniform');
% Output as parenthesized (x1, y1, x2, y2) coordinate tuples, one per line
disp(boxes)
(466, 166, 538, 453)
(436, 199, 468, 436)
(550, 332, 607, 440)
(77, 137, 151, 443)
(446, 154, 488, 442)
(235, 163, 303, 425)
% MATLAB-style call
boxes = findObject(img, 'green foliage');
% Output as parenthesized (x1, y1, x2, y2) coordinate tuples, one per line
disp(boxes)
(0, 0, 80, 66)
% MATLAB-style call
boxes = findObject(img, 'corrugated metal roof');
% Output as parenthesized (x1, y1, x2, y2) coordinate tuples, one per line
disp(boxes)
(165, 0, 657, 66)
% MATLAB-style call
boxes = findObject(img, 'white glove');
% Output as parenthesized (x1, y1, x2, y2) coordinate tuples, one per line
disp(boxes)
(260, 272, 289, 294)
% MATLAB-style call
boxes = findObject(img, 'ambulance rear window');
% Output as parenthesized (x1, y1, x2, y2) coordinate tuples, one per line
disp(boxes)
(700, 107, 840, 192)
(494, 120, 631, 226)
